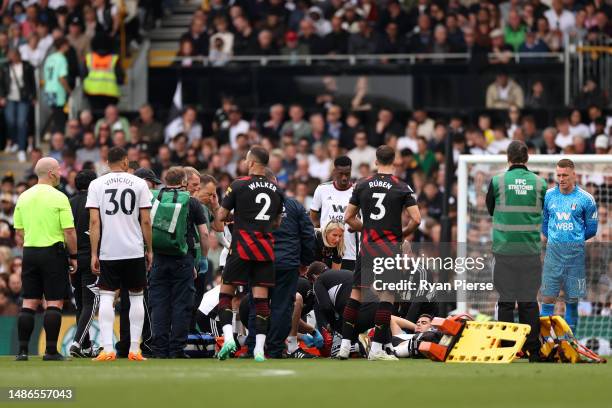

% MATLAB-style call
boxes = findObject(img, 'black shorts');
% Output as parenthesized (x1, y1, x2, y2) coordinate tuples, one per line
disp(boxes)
(98, 257, 147, 291)
(222, 253, 275, 287)
(353, 255, 402, 290)
(341, 259, 356, 272)
(22, 244, 70, 301)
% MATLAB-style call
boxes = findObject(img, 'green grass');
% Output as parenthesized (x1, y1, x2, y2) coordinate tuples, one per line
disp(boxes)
(0, 356, 610, 408)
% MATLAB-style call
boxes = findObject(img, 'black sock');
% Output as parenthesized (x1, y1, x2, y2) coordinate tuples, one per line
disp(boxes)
(218, 293, 233, 328)
(43, 307, 62, 355)
(341, 298, 361, 341)
(373, 302, 393, 344)
(17, 308, 36, 354)
(254, 298, 270, 335)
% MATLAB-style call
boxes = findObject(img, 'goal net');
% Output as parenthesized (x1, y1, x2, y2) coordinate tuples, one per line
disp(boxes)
(457, 154, 612, 352)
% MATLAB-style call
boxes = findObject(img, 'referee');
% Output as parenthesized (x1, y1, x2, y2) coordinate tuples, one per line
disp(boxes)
(14, 157, 78, 361)
(486, 141, 546, 362)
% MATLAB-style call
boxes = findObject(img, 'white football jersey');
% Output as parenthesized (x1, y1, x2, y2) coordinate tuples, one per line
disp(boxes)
(86, 172, 153, 260)
(311, 181, 357, 261)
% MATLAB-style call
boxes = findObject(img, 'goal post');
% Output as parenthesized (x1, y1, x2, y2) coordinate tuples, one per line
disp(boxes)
(456, 154, 612, 349)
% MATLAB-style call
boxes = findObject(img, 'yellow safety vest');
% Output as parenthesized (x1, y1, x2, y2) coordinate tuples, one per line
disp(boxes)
(83, 53, 120, 97)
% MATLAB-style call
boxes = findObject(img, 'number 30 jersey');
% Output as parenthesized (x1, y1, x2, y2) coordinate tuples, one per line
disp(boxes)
(350, 173, 416, 250)
(86, 172, 153, 260)
(222, 175, 284, 261)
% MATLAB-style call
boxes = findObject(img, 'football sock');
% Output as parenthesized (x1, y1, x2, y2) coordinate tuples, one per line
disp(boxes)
(370, 341, 382, 354)
(254, 298, 270, 356)
(541, 303, 555, 316)
(341, 298, 361, 343)
(43, 306, 62, 355)
(287, 336, 298, 353)
(128, 292, 145, 354)
(99, 290, 116, 352)
(17, 308, 35, 354)
(565, 302, 578, 333)
(373, 302, 393, 345)
(218, 292, 233, 340)
(394, 341, 409, 358)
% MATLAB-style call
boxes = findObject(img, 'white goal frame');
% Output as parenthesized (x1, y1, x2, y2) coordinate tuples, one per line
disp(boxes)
(456, 154, 612, 313)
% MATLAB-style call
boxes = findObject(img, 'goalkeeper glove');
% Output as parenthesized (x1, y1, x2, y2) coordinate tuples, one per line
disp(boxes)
(311, 330, 324, 348)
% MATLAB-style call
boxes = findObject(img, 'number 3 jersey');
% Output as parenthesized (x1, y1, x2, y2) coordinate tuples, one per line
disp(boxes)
(86, 172, 153, 260)
(350, 173, 416, 253)
(221, 175, 284, 261)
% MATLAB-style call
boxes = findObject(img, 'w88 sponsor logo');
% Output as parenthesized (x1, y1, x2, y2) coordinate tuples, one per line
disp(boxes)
(555, 222, 574, 231)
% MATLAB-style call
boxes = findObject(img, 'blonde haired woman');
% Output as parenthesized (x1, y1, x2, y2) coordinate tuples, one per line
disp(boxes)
(315, 221, 345, 270)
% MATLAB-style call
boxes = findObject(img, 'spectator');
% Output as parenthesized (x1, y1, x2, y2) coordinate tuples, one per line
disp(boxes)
(94, 104, 130, 139)
(66, 15, 90, 62)
(262, 103, 285, 141)
(574, 79, 607, 109)
(325, 105, 345, 142)
(280, 31, 308, 64)
(407, 14, 432, 53)
(175, 38, 202, 67)
(414, 136, 437, 177)
(308, 142, 332, 182)
(489, 28, 513, 64)
(413, 109, 435, 141)
(42, 38, 71, 134)
(348, 19, 378, 56)
(208, 35, 231, 66)
(93, 0, 119, 39)
(298, 18, 324, 55)
(324, 15, 349, 54)
(135, 104, 163, 152)
(232, 15, 257, 56)
(180, 16, 209, 56)
(309, 112, 326, 143)
(518, 29, 550, 60)
(486, 73, 524, 109)
(377, 22, 405, 56)
(372, 108, 401, 146)
(49, 132, 65, 162)
(210, 16, 234, 56)
(224, 105, 249, 149)
(544, 0, 576, 34)
(536, 16, 562, 51)
(569, 109, 590, 140)
(308, 6, 331, 37)
(540, 126, 561, 154)
(378, 0, 411, 36)
(0, 48, 36, 163)
(164, 106, 202, 146)
(0, 288, 18, 316)
(347, 130, 376, 178)
(76, 131, 100, 164)
(18, 33, 45, 68)
(281, 104, 311, 141)
(504, 9, 526, 51)
(256, 29, 278, 56)
(594, 135, 609, 154)
(554, 117, 574, 149)
(525, 80, 546, 108)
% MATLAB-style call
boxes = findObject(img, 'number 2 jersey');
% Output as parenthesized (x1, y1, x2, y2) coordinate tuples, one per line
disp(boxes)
(349, 173, 417, 255)
(221, 175, 284, 261)
(86, 171, 153, 261)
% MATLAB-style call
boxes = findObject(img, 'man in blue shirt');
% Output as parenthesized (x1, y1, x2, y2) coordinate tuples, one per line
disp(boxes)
(541, 159, 598, 333)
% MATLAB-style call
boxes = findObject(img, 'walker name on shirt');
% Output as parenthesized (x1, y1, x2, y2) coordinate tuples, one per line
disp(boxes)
(508, 179, 533, 195)
(248, 181, 277, 191)
(104, 176, 135, 187)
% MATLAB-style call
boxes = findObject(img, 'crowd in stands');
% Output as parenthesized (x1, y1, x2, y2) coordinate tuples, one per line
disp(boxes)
(0, 1, 611, 316)
(173, 0, 612, 65)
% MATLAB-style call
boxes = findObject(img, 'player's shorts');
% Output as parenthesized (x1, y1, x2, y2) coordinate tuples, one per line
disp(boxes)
(196, 311, 223, 337)
(222, 253, 275, 287)
(541, 261, 586, 301)
(22, 243, 70, 301)
(98, 257, 147, 291)
(352, 256, 402, 290)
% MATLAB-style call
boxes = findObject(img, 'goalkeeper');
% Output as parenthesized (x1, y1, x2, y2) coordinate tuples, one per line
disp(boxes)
(541, 159, 598, 334)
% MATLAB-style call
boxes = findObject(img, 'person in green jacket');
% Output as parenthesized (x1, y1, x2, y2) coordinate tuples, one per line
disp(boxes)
(486, 140, 546, 362)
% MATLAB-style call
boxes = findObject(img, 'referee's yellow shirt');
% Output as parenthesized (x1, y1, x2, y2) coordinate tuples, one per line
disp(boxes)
(13, 184, 74, 247)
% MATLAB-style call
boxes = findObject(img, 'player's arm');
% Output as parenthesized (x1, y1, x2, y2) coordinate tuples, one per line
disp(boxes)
(541, 192, 549, 242)
(13, 205, 23, 248)
(310, 186, 322, 227)
(139, 208, 153, 271)
(214, 182, 237, 231)
(402, 205, 422, 238)
(59, 196, 77, 265)
(198, 224, 209, 256)
(486, 179, 495, 216)
(191, 199, 209, 256)
(584, 200, 598, 241)
(344, 203, 363, 232)
(89, 208, 101, 275)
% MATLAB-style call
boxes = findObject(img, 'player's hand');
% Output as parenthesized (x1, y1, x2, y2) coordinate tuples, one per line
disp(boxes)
(69, 258, 78, 275)
(193, 267, 197, 280)
(91, 255, 100, 276)
(145, 251, 153, 272)
(311, 330, 324, 348)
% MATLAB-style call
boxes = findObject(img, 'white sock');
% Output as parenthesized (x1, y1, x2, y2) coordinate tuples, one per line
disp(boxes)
(370, 341, 383, 354)
(128, 292, 145, 354)
(98, 291, 115, 352)
(287, 336, 298, 353)
(341, 338, 352, 350)
(394, 342, 409, 358)
(254, 334, 266, 356)
(222, 324, 234, 343)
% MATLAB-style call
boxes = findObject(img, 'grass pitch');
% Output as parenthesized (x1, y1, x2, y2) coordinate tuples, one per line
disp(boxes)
(1, 356, 610, 408)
